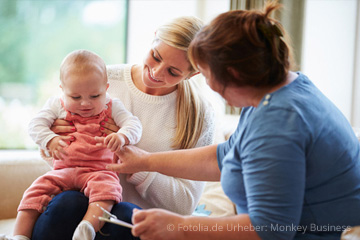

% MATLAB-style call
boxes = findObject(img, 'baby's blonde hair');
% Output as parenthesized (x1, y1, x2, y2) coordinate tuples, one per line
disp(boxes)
(60, 49, 107, 86)
(155, 16, 206, 149)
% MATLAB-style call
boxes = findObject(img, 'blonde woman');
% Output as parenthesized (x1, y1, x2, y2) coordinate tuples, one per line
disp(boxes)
(31, 16, 215, 240)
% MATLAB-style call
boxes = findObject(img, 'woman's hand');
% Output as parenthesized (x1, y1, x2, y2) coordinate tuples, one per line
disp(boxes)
(100, 118, 120, 136)
(50, 119, 76, 144)
(105, 145, 151, 173)
(131, 208, 185, 240)
(50, 119, 75, 135)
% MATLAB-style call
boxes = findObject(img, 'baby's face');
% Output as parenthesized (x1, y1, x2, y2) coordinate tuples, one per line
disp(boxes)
(61, 68, 108, 118)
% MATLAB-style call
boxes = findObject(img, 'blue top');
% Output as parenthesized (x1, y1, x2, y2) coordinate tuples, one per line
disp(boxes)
(217, 72, 360, 240)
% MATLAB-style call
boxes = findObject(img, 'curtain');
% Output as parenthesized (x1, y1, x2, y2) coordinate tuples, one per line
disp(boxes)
(229, 0, 305, 70)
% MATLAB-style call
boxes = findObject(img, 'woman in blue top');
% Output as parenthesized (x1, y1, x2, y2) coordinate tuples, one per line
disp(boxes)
(107, 1, 360, 240)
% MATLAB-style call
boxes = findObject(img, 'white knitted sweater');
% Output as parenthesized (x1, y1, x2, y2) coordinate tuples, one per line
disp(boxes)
(107, 64, 215, 215)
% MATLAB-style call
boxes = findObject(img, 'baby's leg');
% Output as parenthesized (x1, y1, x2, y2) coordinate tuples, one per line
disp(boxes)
(84, 200, 114, 231)
(13, 209, 41, 238)
(72, 200, 114, 240)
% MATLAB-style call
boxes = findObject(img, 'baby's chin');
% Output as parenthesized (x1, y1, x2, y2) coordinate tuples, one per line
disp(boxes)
(75, 110, 99, 118)
(71, 105, 105, 118)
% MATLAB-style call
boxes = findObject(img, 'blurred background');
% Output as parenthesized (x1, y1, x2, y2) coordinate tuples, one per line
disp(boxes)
(0, 0, 359, 150)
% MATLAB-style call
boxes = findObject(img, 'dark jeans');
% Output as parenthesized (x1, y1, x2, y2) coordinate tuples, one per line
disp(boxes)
(32, 191, 141, 240)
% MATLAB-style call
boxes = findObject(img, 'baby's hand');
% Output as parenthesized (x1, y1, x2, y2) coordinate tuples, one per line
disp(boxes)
(96, 133, 128, 153)
(47, 136, 69, 160)
(105, 133, 128, 152)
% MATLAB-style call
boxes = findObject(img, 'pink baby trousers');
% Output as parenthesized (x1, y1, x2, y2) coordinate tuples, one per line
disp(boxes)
(18, 100, 122, 213)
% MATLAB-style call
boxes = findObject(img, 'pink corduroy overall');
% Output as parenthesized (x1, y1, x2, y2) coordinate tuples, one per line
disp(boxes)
(18, 100, 122, 213)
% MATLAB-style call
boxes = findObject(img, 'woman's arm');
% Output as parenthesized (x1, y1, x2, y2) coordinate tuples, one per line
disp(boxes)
(107, 104, 220, 181)
(107, 144, 221, 181)
(131, 208, 261, 240)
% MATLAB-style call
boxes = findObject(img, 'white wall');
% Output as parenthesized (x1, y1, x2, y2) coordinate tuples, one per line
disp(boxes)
(302, 0, 359, 126)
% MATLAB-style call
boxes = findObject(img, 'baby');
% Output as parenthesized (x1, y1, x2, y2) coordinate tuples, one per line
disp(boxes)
(10, 50, 142, 240)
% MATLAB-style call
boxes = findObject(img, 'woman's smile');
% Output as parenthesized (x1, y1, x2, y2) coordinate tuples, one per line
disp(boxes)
(147, 68, 162, 83)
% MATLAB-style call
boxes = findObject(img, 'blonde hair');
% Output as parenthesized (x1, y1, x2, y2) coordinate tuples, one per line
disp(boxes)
(60, 49, 107, 85)
(155, 16, 206, 149)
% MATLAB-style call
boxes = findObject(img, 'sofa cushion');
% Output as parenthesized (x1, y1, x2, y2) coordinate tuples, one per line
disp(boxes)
(0, 218, 15, 235)
(0, 150, 51, 220)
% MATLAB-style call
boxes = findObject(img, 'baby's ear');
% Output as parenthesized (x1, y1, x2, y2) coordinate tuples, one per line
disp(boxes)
(59, 84, 63, 90)
(106, 82, 109, 90)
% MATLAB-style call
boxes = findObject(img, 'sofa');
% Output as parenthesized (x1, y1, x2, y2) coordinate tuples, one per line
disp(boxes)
(0, 151, 52, 234)
(1, 116, 359, 237)
(0, 112, 241, 235)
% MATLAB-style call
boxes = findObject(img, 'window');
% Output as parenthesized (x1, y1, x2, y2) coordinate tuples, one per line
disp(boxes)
(127, 0, 230, 63)
(0, 0, 231, 150)
(0, 0, 128, 149)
